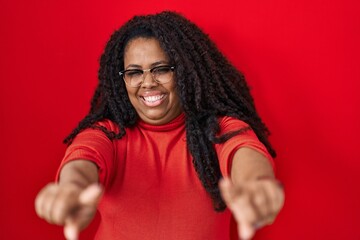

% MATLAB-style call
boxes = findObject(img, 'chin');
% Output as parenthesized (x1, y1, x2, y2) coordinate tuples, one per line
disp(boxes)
(138, 110, 176, 125)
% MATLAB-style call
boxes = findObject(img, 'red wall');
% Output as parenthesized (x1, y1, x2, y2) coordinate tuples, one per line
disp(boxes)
(1, 0, 359, 239)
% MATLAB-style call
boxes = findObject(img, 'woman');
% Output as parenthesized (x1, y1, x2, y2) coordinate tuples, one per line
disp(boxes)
(35, 11, 284, 240)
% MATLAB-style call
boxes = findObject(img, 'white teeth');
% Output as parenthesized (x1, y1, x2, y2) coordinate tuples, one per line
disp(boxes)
(143, 95, 164, 102)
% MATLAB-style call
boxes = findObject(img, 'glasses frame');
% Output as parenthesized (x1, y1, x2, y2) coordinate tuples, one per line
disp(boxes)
(119, 65, 175, 87)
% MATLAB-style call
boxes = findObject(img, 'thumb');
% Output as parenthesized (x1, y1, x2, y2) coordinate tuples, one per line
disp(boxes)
(79, 184, 103, 206)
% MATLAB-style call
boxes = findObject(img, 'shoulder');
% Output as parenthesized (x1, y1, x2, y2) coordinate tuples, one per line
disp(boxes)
(84, 119, 125, 139)
(217, 116, 251, 134)
(70, 119, 122, 144)
(93, 119, 120, 132)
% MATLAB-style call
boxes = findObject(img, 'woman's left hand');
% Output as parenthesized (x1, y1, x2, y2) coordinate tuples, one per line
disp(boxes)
(219, 177, 284, 240)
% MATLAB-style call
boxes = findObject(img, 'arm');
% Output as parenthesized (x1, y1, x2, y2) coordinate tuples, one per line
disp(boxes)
(59, 159, 99, 188)
(219, 147, 284, 240)
(35, 160, 102, 240)
(231, 147, 274, 183)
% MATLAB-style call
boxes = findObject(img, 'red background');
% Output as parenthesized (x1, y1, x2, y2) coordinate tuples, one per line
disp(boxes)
(1, 0, 359, 239)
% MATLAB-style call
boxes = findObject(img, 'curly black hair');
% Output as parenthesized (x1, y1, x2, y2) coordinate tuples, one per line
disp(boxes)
(64, 11, 276, 211)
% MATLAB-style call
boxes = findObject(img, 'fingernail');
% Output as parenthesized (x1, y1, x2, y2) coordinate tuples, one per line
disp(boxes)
(64, 225, 78, 240)
(241, 226, 254, 240)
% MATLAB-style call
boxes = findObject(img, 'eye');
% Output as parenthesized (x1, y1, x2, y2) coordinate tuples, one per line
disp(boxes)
(125, 70, 143, 78)
(152, 66, 172, 75)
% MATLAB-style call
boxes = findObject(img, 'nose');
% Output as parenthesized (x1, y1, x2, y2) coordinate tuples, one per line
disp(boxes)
(141, 70, 158, 88)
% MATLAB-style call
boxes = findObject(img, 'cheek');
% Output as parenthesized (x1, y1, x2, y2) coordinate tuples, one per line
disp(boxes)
(125, 88, 138, 104)
(125, 86, 136, 97)
(169, 88, 181, 106)
(168, 82, 178, 96)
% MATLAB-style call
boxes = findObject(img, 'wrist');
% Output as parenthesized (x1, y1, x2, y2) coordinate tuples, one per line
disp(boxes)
(59, 181, 88, 191)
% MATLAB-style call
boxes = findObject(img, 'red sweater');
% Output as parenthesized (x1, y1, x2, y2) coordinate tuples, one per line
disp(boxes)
(58, 113, 273, 240)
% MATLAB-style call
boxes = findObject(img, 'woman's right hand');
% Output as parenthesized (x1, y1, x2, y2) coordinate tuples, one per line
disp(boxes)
(35, 182, 102, 240)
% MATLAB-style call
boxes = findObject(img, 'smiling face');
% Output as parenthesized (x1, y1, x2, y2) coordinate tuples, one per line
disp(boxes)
(123, 37, 182, 125)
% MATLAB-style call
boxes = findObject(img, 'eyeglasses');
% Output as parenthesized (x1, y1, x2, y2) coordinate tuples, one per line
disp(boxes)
(119, 65, 175, 87)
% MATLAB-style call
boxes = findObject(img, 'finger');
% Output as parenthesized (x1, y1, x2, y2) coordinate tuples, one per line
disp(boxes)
(234, 196, 259, 239)
(39, 184, 59, 224)
(62, 184, 102, 237)
(50, 185, 81, 225)
(251, 183, 271, 220)
(79, 184, 103, 206)
(219, 177, 240, 207)
(63, 203, 97, 237)
(263, 181, 284, 216)
(239, 221, 255, 240)
(35, 183, 57, 219)
(219, 178, 259, 239)
(226, 190, 258, 239)
(64, 220, 79, 240)
(273, 183, 285, 212)
(251, 180, 284, 228)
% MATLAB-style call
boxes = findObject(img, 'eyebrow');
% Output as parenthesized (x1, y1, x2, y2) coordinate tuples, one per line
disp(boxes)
(125, 60, 170, 70)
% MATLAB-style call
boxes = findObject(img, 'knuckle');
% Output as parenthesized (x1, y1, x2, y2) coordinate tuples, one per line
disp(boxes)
(253, 193, 266, 206)
(270, 186, 285, 212)
(236, 194, 251, 208)
(263, 214, 276, 226)
(51, 201, 68, 224)
(34, 196, 43, 216)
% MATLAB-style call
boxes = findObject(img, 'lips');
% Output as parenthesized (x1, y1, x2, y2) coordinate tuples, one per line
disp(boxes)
(140, 93, 166, 107)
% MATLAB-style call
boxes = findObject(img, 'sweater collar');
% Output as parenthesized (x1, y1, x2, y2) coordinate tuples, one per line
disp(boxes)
(137, 112, 185, 131)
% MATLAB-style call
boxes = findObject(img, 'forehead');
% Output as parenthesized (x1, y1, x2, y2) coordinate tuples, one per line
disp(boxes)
(124, 37, 169, 66)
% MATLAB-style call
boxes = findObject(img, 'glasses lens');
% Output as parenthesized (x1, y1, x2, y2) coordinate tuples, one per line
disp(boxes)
(124, 70, 143, 87)
(152, 66, 174, 84)
(122, 66, 174, 87)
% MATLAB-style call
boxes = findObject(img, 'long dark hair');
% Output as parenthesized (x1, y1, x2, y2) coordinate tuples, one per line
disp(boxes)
(64, 11, 276, 211)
